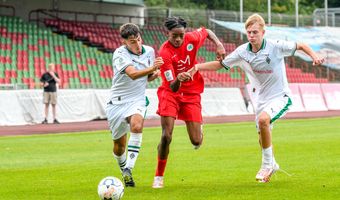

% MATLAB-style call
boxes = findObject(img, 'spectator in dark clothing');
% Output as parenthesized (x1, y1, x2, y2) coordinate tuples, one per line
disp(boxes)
(40, 63, 61, 124)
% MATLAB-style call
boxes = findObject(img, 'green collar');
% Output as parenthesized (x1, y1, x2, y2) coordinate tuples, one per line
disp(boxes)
(247, 39, 266, 53)
(126, 46, 145, 56)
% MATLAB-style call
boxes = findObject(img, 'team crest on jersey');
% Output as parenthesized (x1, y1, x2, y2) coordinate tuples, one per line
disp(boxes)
(266, 56, 271, 64)
(119, 58, 124, 64)
(187, 43, 194, 51)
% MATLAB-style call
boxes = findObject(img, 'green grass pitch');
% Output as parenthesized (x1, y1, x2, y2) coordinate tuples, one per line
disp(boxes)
(1, 117, 339, 199)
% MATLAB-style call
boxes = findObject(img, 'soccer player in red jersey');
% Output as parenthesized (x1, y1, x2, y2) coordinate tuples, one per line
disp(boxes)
(152, 16, 226, 188)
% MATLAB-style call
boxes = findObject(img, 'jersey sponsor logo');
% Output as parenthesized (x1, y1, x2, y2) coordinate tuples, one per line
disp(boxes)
(177, 67, 186, 71)
(177, 55, 190, 67)
(187, 43, 194, 51)
(164, 70, 174, 81)
(253, 69, 273, 74)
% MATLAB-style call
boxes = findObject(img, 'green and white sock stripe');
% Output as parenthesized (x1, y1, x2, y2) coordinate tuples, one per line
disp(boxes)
(113, 152, 127, 171)
(119, 160, 126, 170)
(128, 145, 140, 153)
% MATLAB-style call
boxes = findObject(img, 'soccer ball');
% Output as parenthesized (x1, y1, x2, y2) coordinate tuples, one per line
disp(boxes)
(97, 176, 124, 200)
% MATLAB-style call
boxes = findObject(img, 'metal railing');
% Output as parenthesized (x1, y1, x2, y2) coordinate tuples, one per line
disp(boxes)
(0, 4, 15, 16)
(313, 7, 340, 27)
(28, 9, 145, 27)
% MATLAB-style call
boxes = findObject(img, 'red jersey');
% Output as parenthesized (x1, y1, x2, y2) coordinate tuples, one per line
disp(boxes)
(158, 27, 208, 94)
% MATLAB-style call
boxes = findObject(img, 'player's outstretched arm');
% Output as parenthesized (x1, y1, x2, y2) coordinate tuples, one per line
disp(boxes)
(206, 29, 226, 61)
(125, 57, 164, 80)
(297, 42, 324, 66)
(187, 61, 223, 78)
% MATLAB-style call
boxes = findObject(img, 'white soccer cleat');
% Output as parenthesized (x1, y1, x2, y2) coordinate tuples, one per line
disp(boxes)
(152, 176, 164, 188)
(256, 162, 280, 183)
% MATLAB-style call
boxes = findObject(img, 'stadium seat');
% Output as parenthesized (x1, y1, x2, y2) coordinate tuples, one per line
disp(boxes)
(0, 15, 331, 89)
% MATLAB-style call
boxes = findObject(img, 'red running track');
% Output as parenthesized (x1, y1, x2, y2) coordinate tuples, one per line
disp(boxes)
(0, 111, 340, 136)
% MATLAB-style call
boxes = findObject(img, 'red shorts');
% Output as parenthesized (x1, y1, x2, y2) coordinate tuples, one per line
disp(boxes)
(157, 88, 202, 122)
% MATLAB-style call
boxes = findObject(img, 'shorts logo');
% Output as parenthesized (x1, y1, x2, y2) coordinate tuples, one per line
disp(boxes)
(187, 44, 194, 51)
(164, 70, 174, 81)
(271, 108, 276, 114)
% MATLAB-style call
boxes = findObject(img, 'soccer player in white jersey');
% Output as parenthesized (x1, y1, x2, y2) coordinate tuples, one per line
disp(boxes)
(188, 14, 324, 183)
(105, 23, 163, 187)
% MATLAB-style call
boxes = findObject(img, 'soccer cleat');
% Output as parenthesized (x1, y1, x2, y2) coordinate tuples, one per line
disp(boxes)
(256, 162, 280, 183)
(152, 176, 164, 188)
(53, 119, 60, 124)
(42, 119, 48, 124)
(122, 168, 135, 187)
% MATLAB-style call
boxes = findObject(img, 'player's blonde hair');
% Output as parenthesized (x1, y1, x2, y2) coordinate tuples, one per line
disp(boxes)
(245, 14, 265, 30)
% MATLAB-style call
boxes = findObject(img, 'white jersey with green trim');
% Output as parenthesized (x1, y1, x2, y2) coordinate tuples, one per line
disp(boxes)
(109, 45, 155, 104)
(221, 39, 296, 105)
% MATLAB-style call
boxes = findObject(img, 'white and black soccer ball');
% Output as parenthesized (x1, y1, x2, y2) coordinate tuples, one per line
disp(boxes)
(97, 176, 124, 200)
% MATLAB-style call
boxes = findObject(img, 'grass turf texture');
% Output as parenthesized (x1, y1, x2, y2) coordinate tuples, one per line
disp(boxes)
(1, 117, 339, 200)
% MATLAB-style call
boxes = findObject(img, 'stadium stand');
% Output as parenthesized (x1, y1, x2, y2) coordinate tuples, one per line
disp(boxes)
(286, 66, 329, 83)
(44, 18, 121, 52)
(1, 2, 340, 126)
(0, 15, 113, 89)
(40, 16, 249, 87)
(0, 9, 335, 90)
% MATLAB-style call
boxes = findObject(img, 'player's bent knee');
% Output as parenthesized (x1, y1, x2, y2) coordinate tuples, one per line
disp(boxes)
(130, 123, 143, 133)
(258, 117, 270, 128)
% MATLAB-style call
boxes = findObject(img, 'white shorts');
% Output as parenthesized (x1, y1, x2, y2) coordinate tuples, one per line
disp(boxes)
(105, 100, 146, 140)
(255, 95, 292, 131)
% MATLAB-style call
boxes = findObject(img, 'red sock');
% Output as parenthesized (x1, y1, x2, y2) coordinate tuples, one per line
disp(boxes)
(155, 157, 167, 176)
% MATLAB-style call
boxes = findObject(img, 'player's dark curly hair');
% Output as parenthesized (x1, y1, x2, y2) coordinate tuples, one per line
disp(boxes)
(164, 16, 187, 31)
(120, 23, 140, 39)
